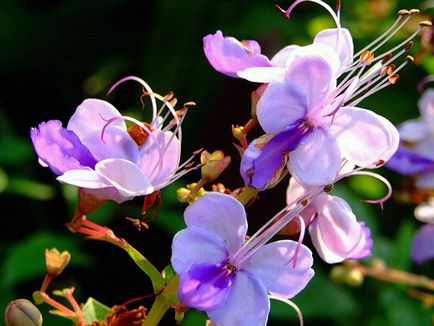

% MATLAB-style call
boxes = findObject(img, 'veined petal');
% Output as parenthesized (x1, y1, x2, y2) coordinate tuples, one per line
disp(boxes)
(171, 228, 228, 275)
(386, 146, 434, 175)
(330, 107, 399, 167)
(67, 99, 125, 140)
(203, 30, 272, 78)
(288, 128, 341, 186)
(411, 224, 434, 264)
(80, 127, 140, 163)
(257, 80, 307, 134)
(139, 130, 180, 188)
(237, 67, 286, 83)
(270, 45, 299, 67)
(208, 272, 269, 326)
(95, 158, 154, 197)
(398, 118, 429, 142)
(243, 240, 314, 298)
(184, 193, 247, 255)
(30, 120, 97, 175)
(309, 195, 364, 263)
(178, 263, 233, 311)
(314, 28, 354, 71)
(240, 126, 307, 190)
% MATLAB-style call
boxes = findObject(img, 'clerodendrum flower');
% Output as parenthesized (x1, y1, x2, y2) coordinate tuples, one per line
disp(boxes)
(31, 76, 190, 203)
(171, 192, 314, 326)
(286, 177, 372, 263)
(204, 1, 430, 189)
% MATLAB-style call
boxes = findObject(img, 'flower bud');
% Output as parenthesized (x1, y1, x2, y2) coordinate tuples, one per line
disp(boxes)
(45, 248, 71, 277)
(344, 269, 364, 287)
(176, 183, 208, 204)
(329, 265, 348, 283)
(200, 150, 231, 182)
(4, 299, 43, 326)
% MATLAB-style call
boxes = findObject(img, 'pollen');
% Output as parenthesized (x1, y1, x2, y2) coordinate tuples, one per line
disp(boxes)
(360, 50, 374, 64)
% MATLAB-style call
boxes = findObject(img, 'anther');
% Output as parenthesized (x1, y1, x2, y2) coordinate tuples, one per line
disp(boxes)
(389, 74, 400, 84)
(406, 55, 415, 62)
(404, 41, 414, 51)
(398, 9, 411, 16)
(300, 198, 309, 206)
(324, 184, 333, 192)
(419, 20, 433, 27)
(360, 50, 374, 64)
(381, 53, 393, 63)
(410, 9, 420, 14)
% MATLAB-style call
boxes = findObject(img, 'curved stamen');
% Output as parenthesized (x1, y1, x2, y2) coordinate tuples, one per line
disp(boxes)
(288, 215, 306, 268)
(107, 76, 158, 122)
(269, 296, 304, 326)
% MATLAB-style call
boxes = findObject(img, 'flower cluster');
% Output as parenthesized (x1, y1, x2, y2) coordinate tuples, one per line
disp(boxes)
(25, 1, 431, 326)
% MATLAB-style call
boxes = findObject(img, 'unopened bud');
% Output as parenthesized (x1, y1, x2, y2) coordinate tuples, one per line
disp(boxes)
(330, 265, 347, 283)
(200, 150, 231, 182)
(45, 248, 71, 277)
(5, 299, 43, 326)
(345, 269, 364, 287)
(176, 183, 208, 204)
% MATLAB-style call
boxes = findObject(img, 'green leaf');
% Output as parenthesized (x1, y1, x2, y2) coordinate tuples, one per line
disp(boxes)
(162, 264, 177, 282)
(6, 178, 56, 200)
(0, 136, 33, 165)
(387, 219, 415, 270)
(1, 231, 91, 288)
(82, 297, 112, 323)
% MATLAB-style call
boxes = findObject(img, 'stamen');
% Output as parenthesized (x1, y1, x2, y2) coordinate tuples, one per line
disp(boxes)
(288, 215, 306, 268)
(269, 296, 304, 326)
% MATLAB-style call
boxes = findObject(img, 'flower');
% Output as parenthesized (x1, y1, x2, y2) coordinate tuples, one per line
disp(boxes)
(31, 79, 184, 203)
(286, 177, 372, 263)
(411, 223, 434, 264)
(171, 192, 314, 326)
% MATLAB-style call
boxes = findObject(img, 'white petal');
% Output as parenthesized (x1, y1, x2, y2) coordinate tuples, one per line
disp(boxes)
(330, 107, 399, 167)
(270, 45, 299, 67)
(415, 201, 434, 224)
(288, 128, 341, 186)
(95, 158, 154, 197)
(57, 169, 110, 189)
(67, 99, 125, 140)
(314, 28, 354, 71)
(237, 67, 286, 83)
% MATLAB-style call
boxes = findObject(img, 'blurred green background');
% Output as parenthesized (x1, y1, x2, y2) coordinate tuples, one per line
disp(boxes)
(1, 0, 434, 325)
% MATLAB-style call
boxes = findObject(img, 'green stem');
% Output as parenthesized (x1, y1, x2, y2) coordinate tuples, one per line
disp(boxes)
(142, 275, 179, 326)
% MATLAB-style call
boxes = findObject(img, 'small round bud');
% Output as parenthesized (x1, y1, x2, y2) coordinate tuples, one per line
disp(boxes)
(176, 187, 191, 203)
(329, 265, 347, 283)
(345, 269, 364, 287)
(45, 248, 71, 278)
(4, 299, 43, 326)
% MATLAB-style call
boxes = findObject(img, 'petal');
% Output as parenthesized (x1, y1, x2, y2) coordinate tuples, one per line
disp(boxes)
(171, 227, 228, 274)
(208, 272, 269, 326)
(414, 201, 434, 224)
(57, 169, 110, 189)
(314, 28, 354, 70)
(178, 263, 233, 311)
(398, 119, 429, 142)
(288, 128, 341, 186)
(415, 171, 434, 189)
(414, 138, 434, 161)
(270, 45, 299, 67)
(256, 80, 307, 133)
(80, 187, 133, 204)
(80, 127, 140, 163)
(184, 193, 247, 255)
(419, 89, 434, 131)
(95, 158, 154, 197)
(237, 66, 286, 83)
(386, 146, 434, 175)
(67, 99, 125, 140)
(330, 107, 399, 167)
(203, 30, 272, 78)
(309, 195, 365, 263)
(30, 120, 97, 175)
(284, 43, 340, 94)
(138, 130, 180, 188)
(348, 221, 373, 260)
(242, 240, 314, 298)
(411, 224, 434, 264)
(240, 127, 307, 189)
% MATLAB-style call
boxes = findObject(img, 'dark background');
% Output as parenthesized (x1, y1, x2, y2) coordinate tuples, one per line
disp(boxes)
(1, 0, 434, 325)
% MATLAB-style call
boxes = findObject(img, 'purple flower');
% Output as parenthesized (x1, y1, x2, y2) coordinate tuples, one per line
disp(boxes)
(411, 224, 434, 264)
(203, 27, 353, 83)
(31, 95, 182, 203)
(242, 44, 398, 187)
(286, 177, 372, 263)
(171, 192, 314, 325)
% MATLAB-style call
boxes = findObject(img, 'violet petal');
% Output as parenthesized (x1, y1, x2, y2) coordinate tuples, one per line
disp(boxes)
(411, 224, 434, 264)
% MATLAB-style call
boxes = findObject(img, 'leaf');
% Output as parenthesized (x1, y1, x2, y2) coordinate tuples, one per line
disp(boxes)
(1, 231, 91, 288)
(82, 297, 112, 323)
(6, 178, 55, 200)
(0, 136, 33, 165)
